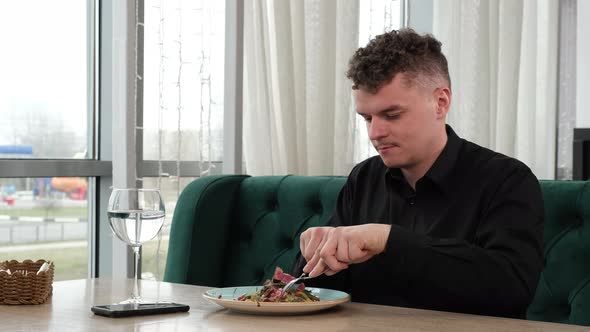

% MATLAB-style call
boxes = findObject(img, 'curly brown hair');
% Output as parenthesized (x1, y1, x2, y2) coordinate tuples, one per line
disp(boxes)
(346, 28, 450, 93)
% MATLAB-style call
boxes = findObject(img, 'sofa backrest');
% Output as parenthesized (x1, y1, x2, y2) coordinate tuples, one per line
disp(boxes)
(164, 175, 590, 325)
(164, 175, 346, 287)
(526, 181, 590, 325)
(221, 175, 346, 286)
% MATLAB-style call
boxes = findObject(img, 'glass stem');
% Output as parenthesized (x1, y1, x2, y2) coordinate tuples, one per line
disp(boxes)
(132, 209, 142, 302)
(132, 246, 140, 302)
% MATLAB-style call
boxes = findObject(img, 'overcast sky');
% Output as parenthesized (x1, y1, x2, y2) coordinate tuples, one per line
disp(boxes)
(0, 1, 87, 140)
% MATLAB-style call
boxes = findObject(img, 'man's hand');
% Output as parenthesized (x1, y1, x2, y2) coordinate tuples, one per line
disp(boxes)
(299, 224, 392, 278)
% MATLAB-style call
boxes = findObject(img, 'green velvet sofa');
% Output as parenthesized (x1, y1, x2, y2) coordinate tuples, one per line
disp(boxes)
(164, 175, 590, 325)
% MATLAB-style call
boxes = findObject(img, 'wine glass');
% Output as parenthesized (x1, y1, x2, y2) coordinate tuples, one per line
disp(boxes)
(107, 188, 165, 305)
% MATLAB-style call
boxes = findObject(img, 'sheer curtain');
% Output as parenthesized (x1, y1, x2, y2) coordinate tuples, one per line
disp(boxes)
(433, 0, 559, 179)
(243, 0, 360, 176)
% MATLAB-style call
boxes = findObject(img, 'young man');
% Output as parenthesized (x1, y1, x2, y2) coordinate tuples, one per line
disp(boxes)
(293, 29, 544, 318)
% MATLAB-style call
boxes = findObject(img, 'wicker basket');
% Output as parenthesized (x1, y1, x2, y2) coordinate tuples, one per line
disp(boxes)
(0, 259, 54, 305)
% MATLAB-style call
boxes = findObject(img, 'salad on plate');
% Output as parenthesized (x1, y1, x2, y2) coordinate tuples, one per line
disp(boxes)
(237, 267, 319, 303)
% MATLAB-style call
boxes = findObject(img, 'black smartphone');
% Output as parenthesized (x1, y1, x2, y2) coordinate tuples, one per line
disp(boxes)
(91, 302, 190, 318)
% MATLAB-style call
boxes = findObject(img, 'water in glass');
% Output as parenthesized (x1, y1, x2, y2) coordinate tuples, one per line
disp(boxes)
(107, 188, 165, 306)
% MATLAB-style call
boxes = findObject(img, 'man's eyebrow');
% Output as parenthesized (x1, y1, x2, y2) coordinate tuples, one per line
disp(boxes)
(356, 104, 407, 116)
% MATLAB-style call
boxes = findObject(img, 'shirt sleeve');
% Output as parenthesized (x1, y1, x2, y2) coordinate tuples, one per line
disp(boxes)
(382, 166, 544, 316)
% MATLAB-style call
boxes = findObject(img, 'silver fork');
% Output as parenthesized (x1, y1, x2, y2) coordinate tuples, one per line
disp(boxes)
(281, 273, 312, 295)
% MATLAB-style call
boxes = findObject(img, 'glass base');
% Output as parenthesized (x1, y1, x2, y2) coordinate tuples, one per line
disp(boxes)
(114, 296, 174, 309)
(116, 296, 145, 306)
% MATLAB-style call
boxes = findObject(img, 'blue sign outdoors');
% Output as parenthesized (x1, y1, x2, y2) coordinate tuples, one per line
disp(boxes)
(0, 145, 33, 155)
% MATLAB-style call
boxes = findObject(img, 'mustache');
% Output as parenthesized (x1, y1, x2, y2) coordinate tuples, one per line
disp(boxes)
(373, 142, 399, 149)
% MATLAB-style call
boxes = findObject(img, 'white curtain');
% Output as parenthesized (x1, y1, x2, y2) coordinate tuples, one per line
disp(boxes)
(433, 0, 558, 179)
(243, 0, 360, 175)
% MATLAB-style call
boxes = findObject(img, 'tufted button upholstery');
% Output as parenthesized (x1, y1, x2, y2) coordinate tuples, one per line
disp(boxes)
(163, 175, 345, 288)
(164, 176, 590, 325)
(221, 175, 344, 286)
(527, 181, 590, 325)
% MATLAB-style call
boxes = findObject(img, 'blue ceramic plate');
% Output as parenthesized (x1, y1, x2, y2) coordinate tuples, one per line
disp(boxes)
(203, 286, 350, 314)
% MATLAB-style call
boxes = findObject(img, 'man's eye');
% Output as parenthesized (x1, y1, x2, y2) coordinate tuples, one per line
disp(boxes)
(386, 113, 400, 120)
(363, 117, 371, 123)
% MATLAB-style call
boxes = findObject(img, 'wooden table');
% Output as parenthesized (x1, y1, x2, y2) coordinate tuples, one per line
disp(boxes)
(0, 278, 588, 332)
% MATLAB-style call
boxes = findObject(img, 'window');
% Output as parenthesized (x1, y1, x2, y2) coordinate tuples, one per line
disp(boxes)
(142, 0, 225, 163)
(0, 1, 90, 159)
(0, 1, 108, 281)
(139, 0, 226, 280)
(0, 177, 90, 280)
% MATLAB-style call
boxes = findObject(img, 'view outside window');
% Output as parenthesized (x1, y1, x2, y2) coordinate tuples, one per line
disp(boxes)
(0, 177, 89, 281)
(0, 1, 89, 160)
(140, 0, 225, 280)
(142, 0, 225, 162)
(0, 1, 90, 281)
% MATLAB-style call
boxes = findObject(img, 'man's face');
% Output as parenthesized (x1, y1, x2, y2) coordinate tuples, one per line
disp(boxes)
(353, 73, 449, 169)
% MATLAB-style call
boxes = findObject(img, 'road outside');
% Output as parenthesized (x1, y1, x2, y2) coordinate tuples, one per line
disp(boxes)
(0, 194, 173, 281)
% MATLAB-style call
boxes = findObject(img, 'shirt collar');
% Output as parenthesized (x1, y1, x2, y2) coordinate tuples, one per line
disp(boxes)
(386, 124, 463, 193)
(424, 124, 462, 192)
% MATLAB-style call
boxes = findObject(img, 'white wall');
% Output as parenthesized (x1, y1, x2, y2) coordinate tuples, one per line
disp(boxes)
(578, 0, 590, 127)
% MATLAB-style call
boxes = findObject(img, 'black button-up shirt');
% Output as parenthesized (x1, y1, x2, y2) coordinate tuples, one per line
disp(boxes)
(293, 125, 544, 318)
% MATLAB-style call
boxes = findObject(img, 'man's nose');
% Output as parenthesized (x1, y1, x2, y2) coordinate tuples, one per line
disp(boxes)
(368, 117, 387, 141)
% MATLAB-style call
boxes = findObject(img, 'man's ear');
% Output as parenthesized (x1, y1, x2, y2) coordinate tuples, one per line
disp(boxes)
(434, 87, 451, 119)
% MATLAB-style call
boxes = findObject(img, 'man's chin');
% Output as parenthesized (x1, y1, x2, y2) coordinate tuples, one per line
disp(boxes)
(378, 155, 405, 169)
